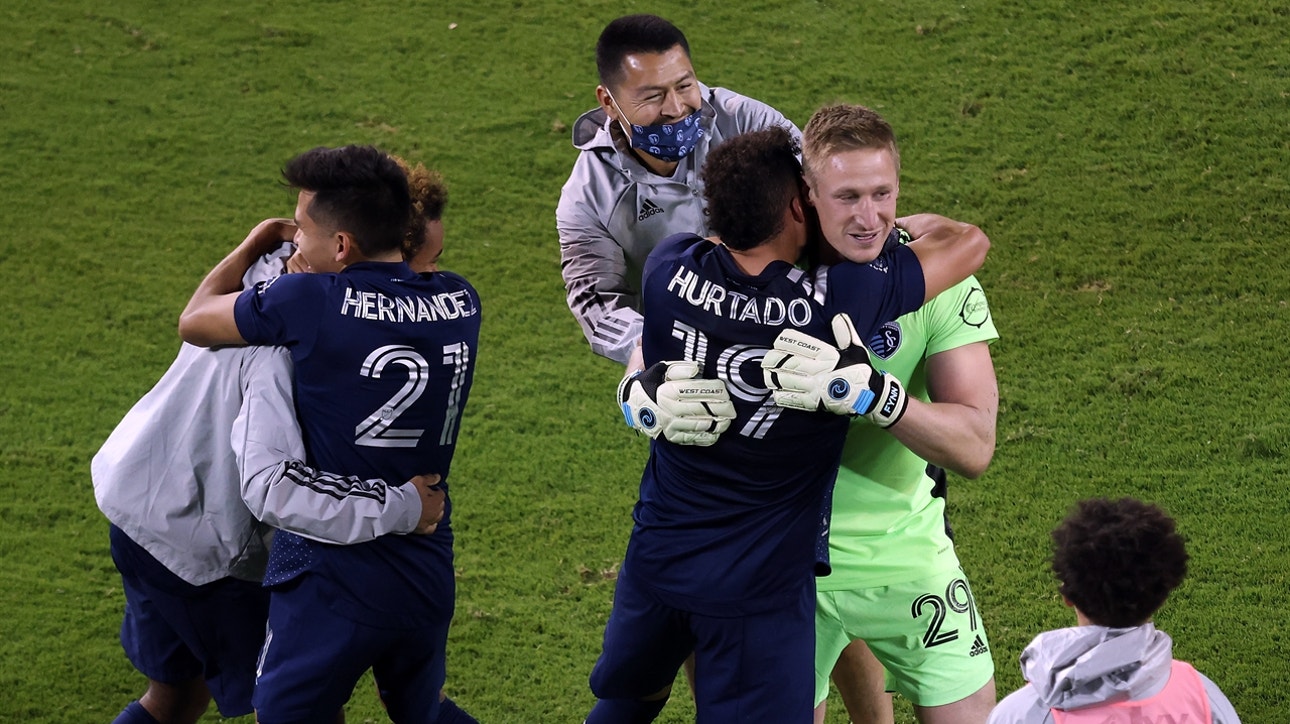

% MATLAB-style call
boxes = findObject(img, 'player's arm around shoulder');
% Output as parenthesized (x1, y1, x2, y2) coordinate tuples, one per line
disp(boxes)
(890, 340, 998, 478)
(231, 345, 426, 543)
(178, 285, 246, 348)
(900, 214, 989, 303)
(881, 274, 998, 477)
(179, 218, 295, 347)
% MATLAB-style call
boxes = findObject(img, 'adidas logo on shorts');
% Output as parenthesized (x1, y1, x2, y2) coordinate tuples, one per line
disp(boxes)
(969, 634, 989, 657)
(638, 199, 664, 221)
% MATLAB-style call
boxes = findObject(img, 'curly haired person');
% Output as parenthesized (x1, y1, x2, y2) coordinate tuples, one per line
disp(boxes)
(988, 497, 1240, 723)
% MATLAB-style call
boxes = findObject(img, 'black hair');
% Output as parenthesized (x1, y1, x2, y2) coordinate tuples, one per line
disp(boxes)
(1051, 497, 1190, 628)
(596, 14, 690, 89)
(701, 126, 803, 251)
(282, 145, 412, 257)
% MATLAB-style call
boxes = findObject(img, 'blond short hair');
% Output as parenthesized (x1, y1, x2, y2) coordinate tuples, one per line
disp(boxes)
(801, 104, 901, 181)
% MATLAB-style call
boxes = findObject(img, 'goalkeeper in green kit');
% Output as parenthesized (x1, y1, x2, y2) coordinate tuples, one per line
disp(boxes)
(615, 103, 999, 723)
(763, 104, 1001, 724)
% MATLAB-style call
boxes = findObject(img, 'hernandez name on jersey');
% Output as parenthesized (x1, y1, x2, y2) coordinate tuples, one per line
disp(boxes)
(234, 261, 480, 620)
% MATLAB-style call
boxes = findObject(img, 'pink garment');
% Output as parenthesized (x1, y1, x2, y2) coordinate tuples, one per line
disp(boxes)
(1052, 661, 1212, 724)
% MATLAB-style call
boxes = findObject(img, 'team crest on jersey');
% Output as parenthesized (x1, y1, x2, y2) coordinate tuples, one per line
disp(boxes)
(868, 321, 902, 359)
(959, 287, 990, 328)
(638, 198, 664, 221)
(868, 255, 891, 273)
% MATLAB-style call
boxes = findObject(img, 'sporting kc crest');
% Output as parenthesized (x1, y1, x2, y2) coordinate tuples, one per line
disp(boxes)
(868, 321, 903, 360)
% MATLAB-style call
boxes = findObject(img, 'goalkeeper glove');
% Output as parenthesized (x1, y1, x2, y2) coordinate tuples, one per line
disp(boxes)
(617, 361, 736, 446)
(761, 313, 908, 427)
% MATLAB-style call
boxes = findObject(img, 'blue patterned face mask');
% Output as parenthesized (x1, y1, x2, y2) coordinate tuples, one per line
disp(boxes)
(607, 91, 705, 162)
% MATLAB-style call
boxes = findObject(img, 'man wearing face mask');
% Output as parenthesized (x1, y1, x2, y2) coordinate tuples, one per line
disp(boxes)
(557, 13, 801, 370)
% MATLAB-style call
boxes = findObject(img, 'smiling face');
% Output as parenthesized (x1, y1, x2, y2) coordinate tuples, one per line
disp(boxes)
(407, 218, 444, 273)
(292, 190, 345, 273)
(598, 44, 701, 133)
(806, 147, 900, 265)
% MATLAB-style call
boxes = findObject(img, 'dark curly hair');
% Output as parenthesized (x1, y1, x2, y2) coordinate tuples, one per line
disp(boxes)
(596, 14, 690, 90)
(389, 155, 448, 262)
(282, 145, 411, 258)
(700, 126, 803, 251)
(1051, 497, 1189, 628)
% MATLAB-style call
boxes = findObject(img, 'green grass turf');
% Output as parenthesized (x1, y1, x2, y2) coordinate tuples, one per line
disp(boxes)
(2, 0, 1287, 721)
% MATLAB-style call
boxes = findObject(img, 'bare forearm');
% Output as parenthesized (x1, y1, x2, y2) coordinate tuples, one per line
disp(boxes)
(886, 398, 996, 478)
(179, 219, 292, 346)
(190, 243, 258, 301)
(897, 213, 983, 241)
(178, 258, 252, 346)
(900, 214, 990, 301)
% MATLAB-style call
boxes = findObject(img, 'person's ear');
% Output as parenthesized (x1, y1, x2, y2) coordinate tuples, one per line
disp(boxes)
(788, 194, 807, 224)
(334, 231, 357, 266)
(596, 85, 617, 120)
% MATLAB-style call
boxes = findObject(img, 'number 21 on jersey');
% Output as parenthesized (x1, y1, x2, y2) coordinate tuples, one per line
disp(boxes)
(354, 343, 471, 448)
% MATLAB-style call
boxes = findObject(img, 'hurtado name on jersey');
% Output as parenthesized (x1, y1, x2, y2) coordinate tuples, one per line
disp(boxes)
(339, 287, 478, 324)
(666, 265, 813, 327)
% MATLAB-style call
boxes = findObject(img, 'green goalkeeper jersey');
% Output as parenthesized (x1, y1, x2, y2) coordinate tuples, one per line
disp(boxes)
(819, 275, 998, 591)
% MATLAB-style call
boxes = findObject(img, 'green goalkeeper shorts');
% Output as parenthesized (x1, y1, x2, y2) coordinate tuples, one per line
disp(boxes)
(815, 567, 994, 707)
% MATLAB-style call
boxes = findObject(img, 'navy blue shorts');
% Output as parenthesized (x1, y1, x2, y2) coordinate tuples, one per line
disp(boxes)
(590, 572, 816, 724)
(252, 571, 452, 724)
(110, 524, 269, 717)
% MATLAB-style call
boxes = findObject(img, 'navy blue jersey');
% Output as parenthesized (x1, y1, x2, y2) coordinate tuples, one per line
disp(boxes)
(234, 261, 479, 621)
(629, 233, 923, 615)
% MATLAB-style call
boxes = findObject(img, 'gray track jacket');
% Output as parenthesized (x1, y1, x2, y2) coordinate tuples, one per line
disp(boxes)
(988, 624, 1239, 723)
(93, 250, 292, 585)
(232, 356, 422, 546)
(556, 84, 800, 363)
(93, 248, 419, 585)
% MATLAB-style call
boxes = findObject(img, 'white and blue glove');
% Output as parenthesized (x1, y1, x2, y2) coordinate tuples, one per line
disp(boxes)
(617, 361, 736, 446)
(761, 313, 908, 428)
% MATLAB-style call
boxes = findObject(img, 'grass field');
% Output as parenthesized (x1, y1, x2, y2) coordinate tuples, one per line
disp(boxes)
(1, 1, 1287, 722)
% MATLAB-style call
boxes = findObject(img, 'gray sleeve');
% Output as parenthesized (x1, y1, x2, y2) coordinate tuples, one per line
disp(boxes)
(709, 87, 803, 143)
(242, 243, 295, 286)
(986, 686, 1054, 724)
(1200, 673, 1241, 724)
(556, 88, 796, 366)
(232, 346, 421, 544)
(556, 171, 642, 365)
